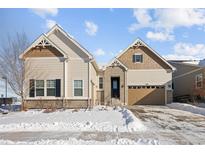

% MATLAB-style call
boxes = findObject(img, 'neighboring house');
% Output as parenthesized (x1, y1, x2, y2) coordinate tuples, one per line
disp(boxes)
(98, 39, 175, 105)
(169, 61, 205, 100)
(20, 25, 175, 108)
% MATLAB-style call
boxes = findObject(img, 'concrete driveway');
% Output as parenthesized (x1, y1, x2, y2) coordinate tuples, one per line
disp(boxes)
(128, 105, 205, 144)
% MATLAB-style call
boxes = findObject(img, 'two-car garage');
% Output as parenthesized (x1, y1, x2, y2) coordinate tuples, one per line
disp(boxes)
(126, 69, 172, 105)
(128, 85, 165, 105)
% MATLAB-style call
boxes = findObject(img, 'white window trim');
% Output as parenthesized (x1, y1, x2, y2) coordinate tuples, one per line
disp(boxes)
(195, 74, 203, 89)
(133, 53, 143, 63)
(29, 79, 58, 98)
(35, 80, 45, 97)
(46, 80, 56, 97)
(73, 80, 84, 97)
(99, 77, 103, 89)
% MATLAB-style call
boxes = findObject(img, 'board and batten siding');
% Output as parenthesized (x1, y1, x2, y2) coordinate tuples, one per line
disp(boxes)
(24, 58, 64, 98)
(127, 69, 172, 86)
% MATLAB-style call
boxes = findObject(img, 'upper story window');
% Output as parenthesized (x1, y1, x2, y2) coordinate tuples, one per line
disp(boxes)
(74, 80, 83, 96)
(36, 80, 44, 96)
(195, 74, 203, 89)
(132, 54, 143, 63)
(47, 80, 56, 96)
(99, 77, 103, 89)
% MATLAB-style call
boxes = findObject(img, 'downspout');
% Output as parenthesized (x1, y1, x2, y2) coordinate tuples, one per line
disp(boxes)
(63, 57, 68, 108)
(124, 69, 126, 106)
(88, 60, 90, 108)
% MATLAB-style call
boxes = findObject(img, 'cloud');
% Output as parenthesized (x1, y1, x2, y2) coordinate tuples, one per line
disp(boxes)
(163, 54, 197, 60)
(129, 9, 205, 41)
(130, 9, 205, 31)
(30, 8, 58, 18)
(146, 31, 174, 41)
(85, 21, 98, 36)
(163, 42, 205, 60)
(94, 48, 105, 56)
(46, 19, 56, 29)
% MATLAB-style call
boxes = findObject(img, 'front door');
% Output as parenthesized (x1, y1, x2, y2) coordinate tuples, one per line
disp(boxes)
(111, 77, 120, 98)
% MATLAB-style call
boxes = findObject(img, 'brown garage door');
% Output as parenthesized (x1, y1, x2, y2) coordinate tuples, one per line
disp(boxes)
(128, 86, 165, 105)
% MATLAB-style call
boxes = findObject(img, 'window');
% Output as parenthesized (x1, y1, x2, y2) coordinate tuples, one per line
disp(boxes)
(133, 54, 143, 63)
(74, 80, 83, 96)
(195, 74, 203, 89)
(47, 80, 56, 96)
(36, 80, 44, 96)
(113, 80, 118, 89)
(99, 77, 103, 89)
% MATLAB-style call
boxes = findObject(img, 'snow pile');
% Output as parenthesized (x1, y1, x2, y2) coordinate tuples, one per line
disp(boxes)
(167, 103, 205, 116)
(0, 138, 159, 145)
(0, 106, 146, 132)
(119, 107, 146, 131)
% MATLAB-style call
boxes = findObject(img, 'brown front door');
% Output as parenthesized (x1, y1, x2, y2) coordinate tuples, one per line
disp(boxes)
(111, 77, 120, 98)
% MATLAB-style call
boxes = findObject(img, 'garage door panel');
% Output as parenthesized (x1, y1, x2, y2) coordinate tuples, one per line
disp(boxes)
(128, 87, 165, 105)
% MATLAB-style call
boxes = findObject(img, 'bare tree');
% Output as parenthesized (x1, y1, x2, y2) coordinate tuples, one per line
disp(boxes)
(0, 32, 30, 109)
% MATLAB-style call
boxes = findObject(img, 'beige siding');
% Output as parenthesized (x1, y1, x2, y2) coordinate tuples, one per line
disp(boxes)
(127, 69, 172, 86)
(48, 31, 89, 60)
(24, 58, 64, 98)
(46, 30, 92, 99)
(67, 59, 89, 98)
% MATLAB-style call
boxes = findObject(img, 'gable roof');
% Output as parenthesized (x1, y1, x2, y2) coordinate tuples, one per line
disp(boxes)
(169, 60, 203, 68)
(116, 38, 176, 71)
(46, 24, 93, 59)
(19, 34, 68, 59)
(46, 24, 99, 71)
(106, 58, 128, 70)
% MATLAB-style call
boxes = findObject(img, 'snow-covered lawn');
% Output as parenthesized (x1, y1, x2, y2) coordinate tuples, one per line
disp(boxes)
(0, 138, 159, 145)
(167, 102, 205, 116)
(0, 106, 146, 132)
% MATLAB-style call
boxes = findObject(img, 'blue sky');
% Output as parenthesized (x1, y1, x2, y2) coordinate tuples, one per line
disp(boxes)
(1, 8, 205, 66)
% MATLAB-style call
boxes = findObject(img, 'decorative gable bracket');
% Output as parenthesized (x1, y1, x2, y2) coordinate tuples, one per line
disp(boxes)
(19, 34, 68, 59)
(111, 60, 121, 67)
(109, 58, 128, 71)
(36, 39, 52, 48)
(130, 41, 144, 49)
